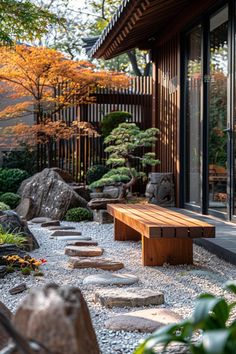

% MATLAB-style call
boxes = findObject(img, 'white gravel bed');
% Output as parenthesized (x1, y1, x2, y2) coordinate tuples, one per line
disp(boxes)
(1, 221, 236, 354)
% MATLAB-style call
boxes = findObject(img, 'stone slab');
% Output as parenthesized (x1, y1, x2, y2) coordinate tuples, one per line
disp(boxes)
(51, 230, 82, 236)
(52, 236, 92, 241)
(65, 246, 103, 257)
(83, 273, 139, 286)
(47, 226, 76, 231)
(67, 240, 98, 247)
(31, 217, 52, 224)
(105, 308, 182, 333)
(69, 257, 124, 271)
(41, 220, 60, 227)
(94, 288, 164, 308)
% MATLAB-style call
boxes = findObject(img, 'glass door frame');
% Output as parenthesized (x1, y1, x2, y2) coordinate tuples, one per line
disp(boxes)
(181, 0, 235, 221)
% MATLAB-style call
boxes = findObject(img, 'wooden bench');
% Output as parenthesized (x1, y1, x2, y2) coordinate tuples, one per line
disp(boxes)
(107, 204, 215, 266)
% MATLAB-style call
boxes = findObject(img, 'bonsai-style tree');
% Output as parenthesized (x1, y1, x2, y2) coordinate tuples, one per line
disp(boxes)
(0, 44, 129, 166)
(89, 123, 160, 198)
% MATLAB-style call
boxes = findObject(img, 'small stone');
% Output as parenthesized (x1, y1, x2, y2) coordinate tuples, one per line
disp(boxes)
(0, 265, 7, 278)
(52, 236, 92, 241)
(51, 230, 82, 236)
(69, 257, 124, 271)
(67, 240, 98, 247)
(31, 217, 52, 224)
(83, 273, 139, 286)
(41, 220, 60, 227)
(105, 308, 182, 332)
(94, 288, 164, 308)
(47, 226, 76, 231)
(65, 246, 103, 257)
(9, 283, 27, 295)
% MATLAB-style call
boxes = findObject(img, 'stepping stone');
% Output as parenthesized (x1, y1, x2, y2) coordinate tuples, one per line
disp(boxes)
(52, 236, 92, 241)
(67, 240, 98, 247)
(83, 273, 139, 286)
(65, 246, 103, 257)
(69, 257, 124, 271)
(9, 283, 27, 295)
(31, 217, 52, 224)
(105, 308, 182, 333)
(41, 220, 60, 227)
(51, 230, 82, 237)
(94, 288, 164, 308)
(47, 226, 76, 231)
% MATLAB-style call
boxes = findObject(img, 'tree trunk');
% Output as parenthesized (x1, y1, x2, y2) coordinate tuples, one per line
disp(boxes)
(119, 175, 137, 199)
(127, 50, 142, 77)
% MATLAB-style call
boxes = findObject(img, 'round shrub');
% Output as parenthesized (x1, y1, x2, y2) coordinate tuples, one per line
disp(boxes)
(0, 168, 29, 193)
(86, 164, 109, 185)
(0, 193, 21, 209)
(0, 202, 10, 211)
(101, 111, 132, 137)
(65, 207, 93, 222)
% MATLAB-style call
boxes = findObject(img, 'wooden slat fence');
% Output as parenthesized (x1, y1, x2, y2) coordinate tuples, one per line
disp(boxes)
(38, 76, 153, 191)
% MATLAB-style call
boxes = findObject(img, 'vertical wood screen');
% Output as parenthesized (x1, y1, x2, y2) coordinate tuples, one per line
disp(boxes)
(38, 76, 153, 188)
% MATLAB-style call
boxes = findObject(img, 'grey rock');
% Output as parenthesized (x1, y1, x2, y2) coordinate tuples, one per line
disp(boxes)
(93, 210, 113, 224)
(0, 265, 7, 278)
(13, 284, 100, 354)
(16, 197, 35, 220)
(47, 226, 76, 231)
(0, 244, 27, 258)
(145, 172, 175, 207)
(41, 220, 60, 228)
(103, 186, 120, 199)
(65, 246, 103, 257)
(0, 301, 12, 350)
(83, 273, 139, 286)
(9, 283, 27, 295)
(31, 217, 52, 224)
(0, 211, 39, 251)
(18, 168, 88, 220)
(105, 308, 182, 333)
(69, 258, 124, 271)
(51, 230, 81, 236)
(94, 288, 164, 308)
(88, 198, 125, 210)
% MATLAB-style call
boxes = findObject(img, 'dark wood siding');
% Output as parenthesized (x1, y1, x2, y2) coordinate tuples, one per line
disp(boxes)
(153, 34, 180, 205)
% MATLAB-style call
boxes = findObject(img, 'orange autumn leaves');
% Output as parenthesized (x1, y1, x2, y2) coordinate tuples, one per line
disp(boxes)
(0, 44, 129, 147)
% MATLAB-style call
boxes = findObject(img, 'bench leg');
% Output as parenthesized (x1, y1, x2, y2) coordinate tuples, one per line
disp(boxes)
(114, 219, 141, 241)
(142, 236, 193, 266)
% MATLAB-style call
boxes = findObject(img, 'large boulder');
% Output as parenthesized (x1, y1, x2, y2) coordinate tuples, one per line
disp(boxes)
(18, 168, 88, 220)
(0, 211, 39, 251)
(0, 301, 12, 350)
(13, 284, 100, 354)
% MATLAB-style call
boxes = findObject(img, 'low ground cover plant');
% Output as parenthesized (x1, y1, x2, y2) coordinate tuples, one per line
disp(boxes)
(0, 192, 21, 209)
(0, 168, 28, 193)
(134, 280, 236, 354)
(0, 227, 25, 247)
(65, 207, 93, 222)
(0, 202, 10, 211)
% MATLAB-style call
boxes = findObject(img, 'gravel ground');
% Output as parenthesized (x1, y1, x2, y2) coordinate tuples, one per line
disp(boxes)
(1, 221, 236, 354)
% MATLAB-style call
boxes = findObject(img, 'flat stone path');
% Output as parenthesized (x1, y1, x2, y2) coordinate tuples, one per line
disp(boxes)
(67, 240, 98, 247)
(41, 220, 60, 227)
(83, 273, 139, 286)
(105, 308, 182, 332)
(94, 288, 164, 308)
(51, 230, 82, 236)
(65, 246, 103, 257)
(52, 236, 92, 241)
(47, 226, 76, 231)
(69, 257, 124, 271)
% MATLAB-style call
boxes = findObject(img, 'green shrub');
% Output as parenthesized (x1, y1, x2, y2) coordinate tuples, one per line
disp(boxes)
(65, 207, 93, 222)
(0, 168, 29, 193)
(101, 111, 132, 137)
(86, 164, 109, 185)
(0, 193, 21, 209)
(0, 202, 10, 211)
(2, 144, 37, 175)
(134, 280, 236, 354)
(0, 226, 25, 247)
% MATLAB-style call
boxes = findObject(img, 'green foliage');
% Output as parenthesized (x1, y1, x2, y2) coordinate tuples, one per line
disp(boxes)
(101, 111, 132, 137)
(0, 202, 10, 211)
(0, 0, 59, 43)
(2, 144, 37, 175)
(86, 164, 109, 185)
(0, 226, 25, 247)
(0, 193, 21, 209)
(65, 207, 93, 222)
(134, 281, 236, 354)
(0, 168, 29, 193)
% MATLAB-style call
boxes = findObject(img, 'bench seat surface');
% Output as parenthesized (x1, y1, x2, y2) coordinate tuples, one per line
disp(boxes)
(107, 204, 215, 239)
